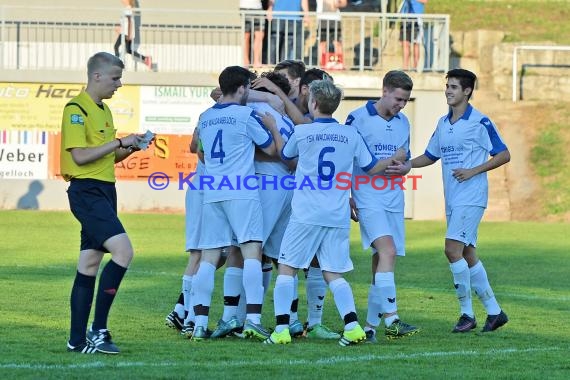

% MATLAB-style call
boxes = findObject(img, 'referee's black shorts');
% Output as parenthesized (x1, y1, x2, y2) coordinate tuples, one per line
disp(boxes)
(67, 178, 126, 252)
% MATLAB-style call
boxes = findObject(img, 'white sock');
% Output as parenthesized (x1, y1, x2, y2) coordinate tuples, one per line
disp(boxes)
(329, 277, 358, 330)
(375, 272, 399, 326)
(174, 299, 185, 319)
(191, 262, 216, 329)
(222, 267, 243, 321)
(290, 274, 299, 321)
(262, 261, 273, 296)
(182, 275, 194, 325)
(449, 259, 473, 317)
(470, 261, 501, 315)
(306, 266, 327, 328)
(366, 284, 382, 327)
(236, 286, 246, 325)
(273, 275, 295, 333)
(243, 259, 264, 324)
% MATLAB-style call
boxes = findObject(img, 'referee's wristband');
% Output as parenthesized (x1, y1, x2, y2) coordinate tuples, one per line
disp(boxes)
(116, 138, 124, 148)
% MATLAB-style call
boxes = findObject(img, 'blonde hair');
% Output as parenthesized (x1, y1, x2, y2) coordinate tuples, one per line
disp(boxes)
(309, 80, 342, 114)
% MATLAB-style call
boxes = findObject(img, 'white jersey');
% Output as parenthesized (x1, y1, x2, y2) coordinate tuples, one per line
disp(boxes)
(282, 118, 377, 228)
(248, 101, 294, 176)
(425, 104, 508, 213)
(346, 100, 411, 212)
(198, 102, 272, 203)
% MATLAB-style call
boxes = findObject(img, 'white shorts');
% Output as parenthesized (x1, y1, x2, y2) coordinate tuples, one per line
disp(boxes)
(184, 188, 203, 251)
(259, 177, 293, 259)
(445, 205, 485, 247)
(358, 208, 405, 256)
(279, 221, 353, 273)
(199, 199, 263, 249)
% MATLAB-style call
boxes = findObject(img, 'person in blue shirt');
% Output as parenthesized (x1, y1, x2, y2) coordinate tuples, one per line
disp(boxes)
(267, 0, 309, 64)
(387, 69, 510, 333)
(399, 0, 426, 71)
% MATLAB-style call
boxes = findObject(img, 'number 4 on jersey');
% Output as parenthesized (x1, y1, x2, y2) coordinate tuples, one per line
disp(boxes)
(211, 129, 225, 163)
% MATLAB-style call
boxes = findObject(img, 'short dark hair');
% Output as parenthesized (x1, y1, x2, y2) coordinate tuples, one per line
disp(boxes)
(300, 68, 333, 88)
(87, 52, 124, 75)
(275, 59, 306, 80)
(257, 71, 291, 95)
(219, 66, 252, 96)
(446, 68, 477, 98)
(383, 70, 413, 91)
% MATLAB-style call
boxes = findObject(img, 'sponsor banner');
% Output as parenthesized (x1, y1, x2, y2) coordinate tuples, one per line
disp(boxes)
(0, 83, 84, 131)
(139, 86, 215, 135)
(0, 83, 140, 133)
(47, 132, 198, 181)
(106, 86, 140, 133)
(0, 130, 49, 179)
(114, 134, 199, 180)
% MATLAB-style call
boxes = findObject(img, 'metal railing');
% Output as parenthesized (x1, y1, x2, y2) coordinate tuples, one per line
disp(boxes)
(0, 6, 449, 73)
(512, 45, 570, 102)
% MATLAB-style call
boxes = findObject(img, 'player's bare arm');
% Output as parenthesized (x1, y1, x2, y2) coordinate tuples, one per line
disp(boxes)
(452, 148, 510, 183)
(386, 153, 435, 175)
(190, 127, 200, 154)
(366, 148, 407, 176)
(252, 77, 310, 125)
(247, 88, 285, 115)
(412, 154, 436, 168)
(70, 133, 142, 166)
(349, 197, 359, 222)
(258, 113, 279, 158)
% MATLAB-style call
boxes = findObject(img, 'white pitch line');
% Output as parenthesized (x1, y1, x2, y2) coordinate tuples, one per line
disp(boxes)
(0, 347, 560, 371)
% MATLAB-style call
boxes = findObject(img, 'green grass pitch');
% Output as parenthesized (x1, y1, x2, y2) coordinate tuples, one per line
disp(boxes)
(0, 210, 568, 379)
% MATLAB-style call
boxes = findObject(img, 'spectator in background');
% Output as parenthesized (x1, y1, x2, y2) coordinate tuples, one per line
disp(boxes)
(241, 0, 265, 68)
(113, 0, 154, 71)
(267, 0, 309, 64)
(316, 0, 347, 64)
(399, 0, 426, 71)
(422, 0, 434, 71)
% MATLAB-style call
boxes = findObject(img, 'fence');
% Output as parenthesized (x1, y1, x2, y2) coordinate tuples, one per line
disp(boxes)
(511, 45, 570, 102)
(0, 5, 449, 73)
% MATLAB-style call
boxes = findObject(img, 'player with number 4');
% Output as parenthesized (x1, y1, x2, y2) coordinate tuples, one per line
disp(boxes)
(190, 66, 284, 341)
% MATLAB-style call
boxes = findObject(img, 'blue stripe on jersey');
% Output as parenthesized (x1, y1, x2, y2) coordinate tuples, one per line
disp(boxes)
(425, 149, 440, 161)
(361, 156, 378, 172)
(365, 100, 377, 115)
(258, 134, 273, 148)
(313, 117, 337, 123)
(445, 104, 473, 123)
(281, 147, 297, 160)
(405, 136, 412, 160)
(251, 111, 273, 148)
(480, 117, 507, 156)
(357, 132, 378, 171)
(212, 102, 240, 109)
(345, 114, 355, 125)
(364, 100, 401, 119)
